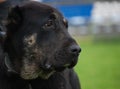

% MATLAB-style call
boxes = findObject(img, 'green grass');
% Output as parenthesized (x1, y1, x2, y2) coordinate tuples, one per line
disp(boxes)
(74, 37, 120, 89)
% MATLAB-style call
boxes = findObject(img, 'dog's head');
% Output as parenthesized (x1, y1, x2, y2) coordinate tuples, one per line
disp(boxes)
(4, 1, 81, 79)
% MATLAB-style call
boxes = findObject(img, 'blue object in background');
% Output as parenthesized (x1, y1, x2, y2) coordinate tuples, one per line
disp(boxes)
(41, 0, 93, 26)
(55, 4, 93, 26)
(56, 4, 93, 18)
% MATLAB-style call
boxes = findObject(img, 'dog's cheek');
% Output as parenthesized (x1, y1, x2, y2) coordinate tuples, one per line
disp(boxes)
(55, 49, 68, 61)
(20, 60, 39, 79)
(20, 46, 43, 79)
(20, 33, 40, 79)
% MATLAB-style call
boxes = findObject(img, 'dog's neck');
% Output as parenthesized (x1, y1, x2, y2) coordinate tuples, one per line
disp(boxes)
(4, 53, 33, 89)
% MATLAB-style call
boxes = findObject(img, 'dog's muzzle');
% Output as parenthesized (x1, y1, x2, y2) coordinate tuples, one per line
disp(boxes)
(42, 44, 81, 72)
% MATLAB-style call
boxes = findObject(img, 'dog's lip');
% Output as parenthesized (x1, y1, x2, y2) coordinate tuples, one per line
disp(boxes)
(40, 65, 64, 72)
(54, 66, 66, 72)
(39, 53, 80, 72)
(68, 56, 79, 68)
(40, 66, 53, 72)
(38, 69, 55, 79)
(72, 52, 80, 57)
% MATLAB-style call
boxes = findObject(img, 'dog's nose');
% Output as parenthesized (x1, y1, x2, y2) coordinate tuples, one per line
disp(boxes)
(69, 45, 81, 55)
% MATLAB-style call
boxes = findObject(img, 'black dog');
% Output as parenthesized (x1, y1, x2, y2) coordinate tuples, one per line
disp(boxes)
(1, 1, 81, 89)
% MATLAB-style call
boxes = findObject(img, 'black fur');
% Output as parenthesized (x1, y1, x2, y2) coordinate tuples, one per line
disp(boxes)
(0, 1, 81, 89)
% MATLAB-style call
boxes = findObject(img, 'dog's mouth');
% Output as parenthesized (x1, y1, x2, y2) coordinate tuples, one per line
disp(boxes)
(54, 61, 78, 72)
(40, 53, 80, 75)
(68, 56, 79, 68)
(20, 50, 80, 80)
(53, 54, 79, 71)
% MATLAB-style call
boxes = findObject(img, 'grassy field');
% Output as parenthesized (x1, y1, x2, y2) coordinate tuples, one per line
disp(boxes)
(74, 36, 120, 89)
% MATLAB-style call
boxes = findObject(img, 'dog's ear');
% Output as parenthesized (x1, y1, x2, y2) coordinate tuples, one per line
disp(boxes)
(5, 5, 23, 34)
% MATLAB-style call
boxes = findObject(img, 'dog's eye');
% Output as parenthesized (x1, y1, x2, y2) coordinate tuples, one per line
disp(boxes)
(44, 19, 54, 27)
(42, 19, 55, 30)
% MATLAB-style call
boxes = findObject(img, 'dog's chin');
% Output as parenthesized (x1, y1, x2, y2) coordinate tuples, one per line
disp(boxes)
(68, 57, 79, 68)
(20, 70, 55, 80)
(54, 57, 79, 71)
(38, 70, 55, 79)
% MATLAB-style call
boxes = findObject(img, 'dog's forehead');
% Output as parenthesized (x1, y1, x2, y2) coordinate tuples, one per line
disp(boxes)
(20, 2, 63, 23)
(19, 1, 65, 26)
(21, 2, 61, 16)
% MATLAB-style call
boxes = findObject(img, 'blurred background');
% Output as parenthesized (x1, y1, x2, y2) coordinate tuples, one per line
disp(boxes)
(36, 0, 120, 89)
(0, 0, 120, 89)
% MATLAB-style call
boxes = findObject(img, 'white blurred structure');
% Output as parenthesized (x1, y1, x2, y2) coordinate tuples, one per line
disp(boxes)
(91, 1, 120, 24)
(69, 16, 87, 26)
(91, 1, 120, 34)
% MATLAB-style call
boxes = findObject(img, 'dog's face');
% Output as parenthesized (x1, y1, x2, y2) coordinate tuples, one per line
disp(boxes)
(4, 2, 81, 79)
